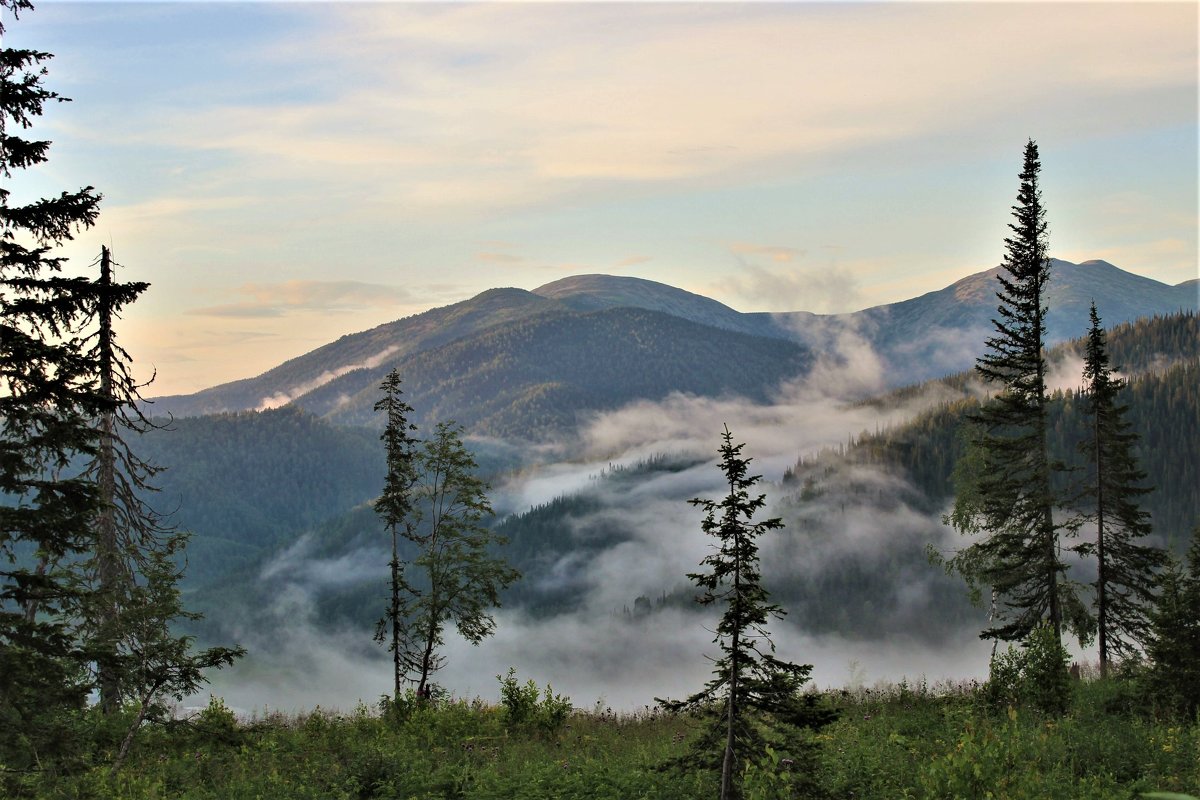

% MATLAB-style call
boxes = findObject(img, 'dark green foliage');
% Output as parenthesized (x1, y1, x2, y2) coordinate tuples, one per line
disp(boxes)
(1, 0, 107, 769)
(852, 314, 1197, 557)
(1144, 529, 1200, 718)
(1078, 302, 1166, 676)
(983, 623, 1071, 716)
(372, 369, 419, 701)
(662, 426, 833, 799)
(946, 140, 1083, 646)
(2, 6, 241, 775)
(14, 679, 1197, 799)
(66, 248, 243, 764)
(136, 407, 384, 583)
(496, 668, 572, 735)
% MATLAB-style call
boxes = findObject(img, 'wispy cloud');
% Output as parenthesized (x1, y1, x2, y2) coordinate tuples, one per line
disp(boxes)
(105, 3, 1199, 216)
(476, 251, 524, 265)
(730, 243, 804, 263)
(188, 280, 413, 318)
(717, 258, 864, 314)
(256, 345, 401, 411)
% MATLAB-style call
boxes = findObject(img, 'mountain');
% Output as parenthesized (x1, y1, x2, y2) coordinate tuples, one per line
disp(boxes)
(770, 259, 1198, 383)
(150, 259, 1197, 432)
(151, 287, 562, 416)
(314, 307, 811, 435)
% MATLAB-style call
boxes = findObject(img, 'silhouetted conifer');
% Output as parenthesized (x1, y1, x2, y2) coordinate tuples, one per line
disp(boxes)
(373, 368, 419, 702)
(946, 139, 1088, 648)
(1145, 528, 1200, 717)
(1078, 302, 1165, 677)
(1, 0, 107, 766)
(660, 425, 833, 800)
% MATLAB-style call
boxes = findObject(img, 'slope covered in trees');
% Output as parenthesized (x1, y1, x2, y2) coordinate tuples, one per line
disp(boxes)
(841, 312, 1199, 553)
(319, 307, 813, 436)
(134, 408, 385, 583)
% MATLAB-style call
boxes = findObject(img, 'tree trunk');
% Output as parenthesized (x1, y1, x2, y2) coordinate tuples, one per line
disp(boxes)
(390, 525, 401, 700)
(97, 245, 121, 713)
(1095, 411, 1108, 679)
(721, 492, 742, 800)
(1033, 299, 1062, 646)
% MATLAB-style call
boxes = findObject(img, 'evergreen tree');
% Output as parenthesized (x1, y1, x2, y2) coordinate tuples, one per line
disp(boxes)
(661, 426, 832, 800)
(1144, 528, 1200, 717)
(1078, 302, 1165, 677)
(1, 0, 108, 766)
(72, 246, 242, 723)
(401, 422, 519, 697)
(106, 540, 243, 772)
(373, 368, 419, 702)
(79, 245, 150, 713)
(946, 139, 1086, 647)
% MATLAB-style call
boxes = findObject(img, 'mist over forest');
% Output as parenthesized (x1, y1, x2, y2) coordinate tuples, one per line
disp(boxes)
(161, 309, 1196, 714)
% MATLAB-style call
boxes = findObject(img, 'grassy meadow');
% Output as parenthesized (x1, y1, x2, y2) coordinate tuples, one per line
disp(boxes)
(12, 673, 1197, 800)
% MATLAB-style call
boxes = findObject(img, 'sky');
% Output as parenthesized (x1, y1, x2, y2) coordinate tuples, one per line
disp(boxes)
(5, 1, 1197, 396)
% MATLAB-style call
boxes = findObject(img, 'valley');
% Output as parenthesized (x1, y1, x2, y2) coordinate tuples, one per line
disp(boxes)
(128, 264, 1199, 712)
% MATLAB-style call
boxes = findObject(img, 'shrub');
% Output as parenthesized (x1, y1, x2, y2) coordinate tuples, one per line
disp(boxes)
(498, 668, 573, 735)
(984, 624, 1071, 715)
(195, 694, 241, 743)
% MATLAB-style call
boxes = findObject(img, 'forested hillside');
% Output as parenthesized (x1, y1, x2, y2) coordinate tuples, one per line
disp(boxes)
(793, 312, 1199, 550)
(136, 408, 385, 584)
(317, 307, 812, 435)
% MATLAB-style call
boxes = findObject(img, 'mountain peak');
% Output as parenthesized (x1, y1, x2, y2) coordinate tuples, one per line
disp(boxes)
(533, 273, 716, 308)
(531, 273, 773, 338)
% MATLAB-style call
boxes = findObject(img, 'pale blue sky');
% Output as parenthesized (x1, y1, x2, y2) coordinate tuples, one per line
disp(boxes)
(6, 1, 1197, 395)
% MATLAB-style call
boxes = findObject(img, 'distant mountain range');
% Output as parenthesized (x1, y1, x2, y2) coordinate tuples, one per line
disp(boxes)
(151, 259, 1197, 438)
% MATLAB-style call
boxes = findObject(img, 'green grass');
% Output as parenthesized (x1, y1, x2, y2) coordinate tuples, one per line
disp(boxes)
(10, 678, 1198, 800)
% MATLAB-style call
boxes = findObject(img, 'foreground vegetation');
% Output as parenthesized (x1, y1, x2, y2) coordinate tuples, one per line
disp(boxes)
(9, 673, 1196, 800)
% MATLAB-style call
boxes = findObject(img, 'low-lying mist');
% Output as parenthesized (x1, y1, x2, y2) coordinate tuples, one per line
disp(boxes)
(196, 326, 1064, 714)
(204, 610, 994, 716)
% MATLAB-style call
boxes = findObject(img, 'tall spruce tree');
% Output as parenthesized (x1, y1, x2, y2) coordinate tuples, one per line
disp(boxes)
(1, 0, 108, 766)
(373, 368, 419, 702)
(74, 245, 242, 721)
(661, 426, 832, 800)
(2, 7, 241, 767)
(1079, 302, 1165, 677)
(946, 139, 1086, 648)
(80, 246, 149, 713)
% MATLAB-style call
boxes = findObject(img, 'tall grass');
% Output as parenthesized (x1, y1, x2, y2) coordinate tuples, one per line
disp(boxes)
(12, 676, 1197, 799)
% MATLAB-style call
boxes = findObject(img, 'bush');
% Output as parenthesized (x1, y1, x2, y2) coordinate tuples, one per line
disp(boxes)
(195, 695, 241, 743)
(984, 624, 1071, 715)
(498, 668, 573, 735)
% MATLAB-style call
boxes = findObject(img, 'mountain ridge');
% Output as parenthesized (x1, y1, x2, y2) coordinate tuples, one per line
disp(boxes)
(151, 259, 1197, 429)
